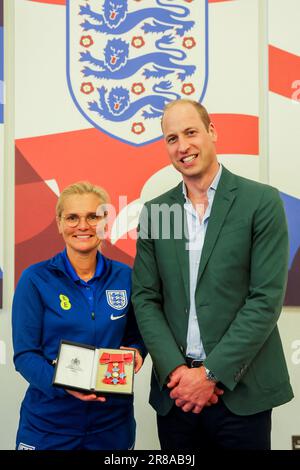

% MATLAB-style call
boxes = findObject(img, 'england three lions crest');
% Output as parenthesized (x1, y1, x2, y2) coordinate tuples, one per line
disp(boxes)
(67, 0, 208, 146)
(106, 290, 128, 310)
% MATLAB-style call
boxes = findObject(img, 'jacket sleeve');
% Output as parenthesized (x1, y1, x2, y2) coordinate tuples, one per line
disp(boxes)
(132, 205, 185, 388)
(204, 187, 289, 390)
(121, 302, 147, 359)
(12, 269, 67, 399)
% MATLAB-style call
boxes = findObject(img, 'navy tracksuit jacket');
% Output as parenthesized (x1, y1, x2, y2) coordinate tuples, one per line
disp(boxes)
(12, 251, 145, 449)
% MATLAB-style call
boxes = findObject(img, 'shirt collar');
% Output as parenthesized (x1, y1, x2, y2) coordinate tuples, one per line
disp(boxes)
(62, 249, 104, 282)
(182, 164, 223, 201)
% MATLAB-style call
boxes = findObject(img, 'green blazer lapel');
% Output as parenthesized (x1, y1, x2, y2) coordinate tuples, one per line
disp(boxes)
(170, 183, 190, 304)
(197, 167, 238, 283)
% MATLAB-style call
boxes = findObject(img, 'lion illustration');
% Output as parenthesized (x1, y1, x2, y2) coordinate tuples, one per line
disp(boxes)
(80, 0, 194, 37)
(88, 80, 180, 121)
(81, 35, 195, 82)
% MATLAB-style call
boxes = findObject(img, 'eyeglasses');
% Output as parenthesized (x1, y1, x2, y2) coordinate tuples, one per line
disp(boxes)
(61, 212, 107, 228)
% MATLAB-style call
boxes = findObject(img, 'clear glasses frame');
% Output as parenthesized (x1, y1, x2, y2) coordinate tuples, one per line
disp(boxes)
(61, 212, 107, 228)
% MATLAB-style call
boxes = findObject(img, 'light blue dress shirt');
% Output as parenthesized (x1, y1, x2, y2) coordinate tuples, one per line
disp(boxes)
(183, 165, 222, 360)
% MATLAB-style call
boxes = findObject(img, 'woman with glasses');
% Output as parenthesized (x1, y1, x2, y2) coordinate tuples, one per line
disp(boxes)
(12, 181, 145, 450)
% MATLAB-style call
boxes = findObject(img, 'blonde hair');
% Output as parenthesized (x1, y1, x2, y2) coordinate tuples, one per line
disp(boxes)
(56, 181, 109, 218)
(162, 99, 211, 131)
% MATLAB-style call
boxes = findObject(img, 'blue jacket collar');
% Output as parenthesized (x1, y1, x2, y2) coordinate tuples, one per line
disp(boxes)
(48, 251, 109, 279)
(61, 249, 104, 282)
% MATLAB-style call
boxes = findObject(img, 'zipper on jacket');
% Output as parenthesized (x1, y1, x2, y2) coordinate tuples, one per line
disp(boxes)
(91, 311, 95, 320)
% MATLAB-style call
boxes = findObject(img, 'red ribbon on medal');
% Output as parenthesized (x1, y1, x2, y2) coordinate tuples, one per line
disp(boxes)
(100, 352, 133, 385)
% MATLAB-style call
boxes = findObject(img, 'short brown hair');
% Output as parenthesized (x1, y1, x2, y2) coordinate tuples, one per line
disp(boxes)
(162, 99, 211, 131)
(56, 181, 109, 218)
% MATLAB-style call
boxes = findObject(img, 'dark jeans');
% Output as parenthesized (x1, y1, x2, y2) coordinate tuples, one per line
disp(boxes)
(157, 399, 272, 450)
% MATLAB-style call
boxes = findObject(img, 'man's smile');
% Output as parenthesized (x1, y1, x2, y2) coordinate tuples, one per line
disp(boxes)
(180, 154, 198, 163)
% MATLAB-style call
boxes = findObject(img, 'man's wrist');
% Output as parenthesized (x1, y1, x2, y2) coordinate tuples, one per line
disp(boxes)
(170, 363, 188, 374)
(168, 363, 188, 380)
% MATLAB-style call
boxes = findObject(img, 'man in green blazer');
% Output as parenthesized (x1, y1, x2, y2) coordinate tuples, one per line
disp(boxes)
(132, 99, 293, 450)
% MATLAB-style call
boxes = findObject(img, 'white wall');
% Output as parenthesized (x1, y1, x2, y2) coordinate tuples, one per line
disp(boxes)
(272, 312, 300, 449)
(0, 311, 27, 450)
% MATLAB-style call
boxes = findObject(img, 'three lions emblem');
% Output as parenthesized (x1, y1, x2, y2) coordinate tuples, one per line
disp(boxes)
(67, 0, 208, 145)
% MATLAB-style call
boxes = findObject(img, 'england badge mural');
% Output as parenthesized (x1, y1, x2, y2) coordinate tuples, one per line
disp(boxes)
(67, 0, 208, 146)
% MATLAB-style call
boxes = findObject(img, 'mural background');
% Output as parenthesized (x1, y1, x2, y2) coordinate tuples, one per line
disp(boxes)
(14, 0, 300, 304)
(268, 0, 300, 304)
(15, 0, 260, 273)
